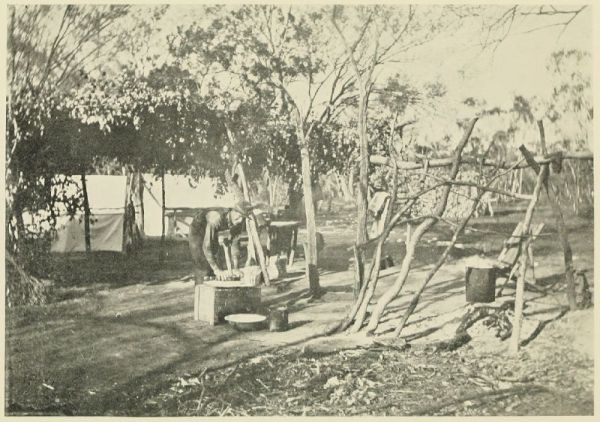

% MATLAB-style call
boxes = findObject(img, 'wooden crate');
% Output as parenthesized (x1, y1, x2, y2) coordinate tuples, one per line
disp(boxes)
(193, 281, 261, 325)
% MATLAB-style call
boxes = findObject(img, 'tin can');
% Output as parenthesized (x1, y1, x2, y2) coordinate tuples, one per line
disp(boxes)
(269, 306, 289, 332)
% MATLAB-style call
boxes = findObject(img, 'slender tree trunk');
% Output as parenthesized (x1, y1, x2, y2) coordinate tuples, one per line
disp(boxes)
(349, 162, 398, 332)
(138, 172, 145, 238)
(348, 167, 355, 201)
(297, 127, 320, 294)
(81, 168, 91, 254)
(123, 169, 144, 252)
(10, 185, 26, 256)
(338, 198, 416, 333)
(356, 91, 369, 247)
(337, 172, 350, 201)
(159, 167, 166, 263)
(288, 182, 304, 221)
(44, 175, 57, 226)
(352, 85, 370, 303)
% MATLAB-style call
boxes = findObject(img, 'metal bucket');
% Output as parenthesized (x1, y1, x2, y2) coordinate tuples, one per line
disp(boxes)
(465, 265, 496, 303)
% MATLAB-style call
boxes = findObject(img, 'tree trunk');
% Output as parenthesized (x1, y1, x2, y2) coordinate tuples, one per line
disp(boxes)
(159, 168, 166, 263)
(348, 167, 355, 201)
(123, 169, 145, 253)
(287, 182, 304, 221)
(337, 171, 351, 201)
(81, 168, 91, 254)
(351, 87, 370, 304)
(349, 158, 399, 332)
(44, 175, 57, 226)
(298, 130, 320, 295)
(138, 172, 145, 237)
(338, 198, 416, 333)
(356, 91, 369, 247)
(5, 167, 24, 262)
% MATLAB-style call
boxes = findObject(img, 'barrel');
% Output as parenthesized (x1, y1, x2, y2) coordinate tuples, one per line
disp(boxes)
(465, 262, 496, 303)
(269, 306, 289, 332)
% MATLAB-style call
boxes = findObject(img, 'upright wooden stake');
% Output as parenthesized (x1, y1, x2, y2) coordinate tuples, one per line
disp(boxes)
(81, 168, 91, 254)
(537, 120, 577, 311)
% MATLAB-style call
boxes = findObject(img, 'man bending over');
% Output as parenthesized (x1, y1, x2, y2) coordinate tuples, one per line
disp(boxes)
(188, 208, 245, 281)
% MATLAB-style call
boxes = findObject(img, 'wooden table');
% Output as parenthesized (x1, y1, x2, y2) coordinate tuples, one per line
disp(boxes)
(269, 221, 300, 266)
(218, 220, 300, 269)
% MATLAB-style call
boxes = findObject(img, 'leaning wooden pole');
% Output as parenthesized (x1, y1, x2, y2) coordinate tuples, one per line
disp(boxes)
(224, 125, 270, 286)
(509, 235, 532, 356)
(508, 150, 548, 355)
(235, 162, 271, 287)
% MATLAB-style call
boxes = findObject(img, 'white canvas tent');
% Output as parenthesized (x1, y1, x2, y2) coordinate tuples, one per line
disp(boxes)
(143, 174, 236, 237)
(51, 175, 127, 253)
(50, 174, 236, 252)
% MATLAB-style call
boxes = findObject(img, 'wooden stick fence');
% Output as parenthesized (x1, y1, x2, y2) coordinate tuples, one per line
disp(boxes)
(369, 150, 592, 170)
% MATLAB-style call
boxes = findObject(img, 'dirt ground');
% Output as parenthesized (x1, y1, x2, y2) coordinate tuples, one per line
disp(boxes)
(4, 201, 595, 416)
